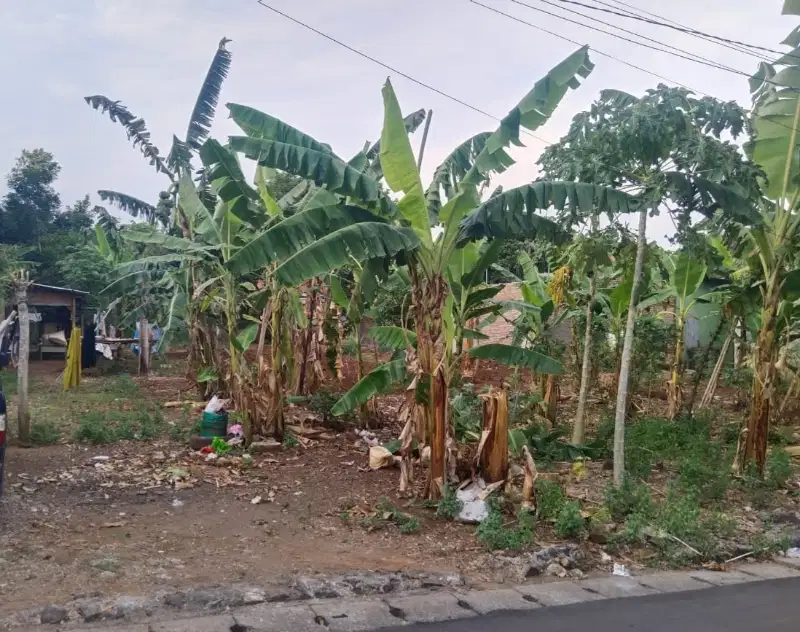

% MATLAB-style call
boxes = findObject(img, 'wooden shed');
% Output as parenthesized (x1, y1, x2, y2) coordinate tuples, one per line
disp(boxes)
(4, 284, 89, 359)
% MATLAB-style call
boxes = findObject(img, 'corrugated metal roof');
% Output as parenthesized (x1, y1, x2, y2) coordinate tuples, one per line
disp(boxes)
(30, 284, 89, 296)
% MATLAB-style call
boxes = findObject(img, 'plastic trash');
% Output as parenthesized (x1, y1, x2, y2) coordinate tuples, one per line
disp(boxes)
(456, 483, 489, 524)
(787, 547, 800, 558)
(204, 396, 228, 414)
(613, 563, 631, 577)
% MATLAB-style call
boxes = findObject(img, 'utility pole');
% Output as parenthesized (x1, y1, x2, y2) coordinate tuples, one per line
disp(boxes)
(139, 316, 150, 376)
(12, 271, 31, 444)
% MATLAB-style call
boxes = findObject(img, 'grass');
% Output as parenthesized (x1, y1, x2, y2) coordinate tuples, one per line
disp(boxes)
(435, 485, 463, 520)
(360, 499, 421, 534)
(73, 406, 167, 444)
(476, 502, 536, 551)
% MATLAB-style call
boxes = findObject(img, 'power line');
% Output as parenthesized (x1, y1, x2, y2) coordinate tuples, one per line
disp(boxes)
(470, 0, 708, 96)
(556, 0, 791, 62)
(254, 1, 554, 145)
(594, 0, 772, 60)
(509, 0, 762, 81)
(534, 0, 748, 76)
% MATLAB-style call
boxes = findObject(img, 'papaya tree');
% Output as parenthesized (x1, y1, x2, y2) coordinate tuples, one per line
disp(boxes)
(537, 85, 762, 485)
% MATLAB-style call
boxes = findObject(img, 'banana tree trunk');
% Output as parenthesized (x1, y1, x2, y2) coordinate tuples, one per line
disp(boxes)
(410, 265, 449, 500)
(477, 389, 509, 483)
(544, 375, 559, 424)
(296, 281, 317, 396)
(735, 281, 780, 476)
(573, 274, 597, 444)
(613, 205, 648, 486)
(686, 314, 726, 415)
(667, 314, 685, 420)
(267, 289, 286, 441)
(699, 328, 735, 410)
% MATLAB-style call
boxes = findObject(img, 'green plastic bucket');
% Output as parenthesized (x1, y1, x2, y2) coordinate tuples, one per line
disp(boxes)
(200, 411, 228, 438)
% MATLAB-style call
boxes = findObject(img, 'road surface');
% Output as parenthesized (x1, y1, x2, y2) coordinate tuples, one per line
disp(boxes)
(386, 578, 800, 631)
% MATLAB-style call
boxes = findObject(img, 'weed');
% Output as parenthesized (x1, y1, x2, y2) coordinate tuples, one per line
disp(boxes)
(361, 499, 420, 534)
(476, 502, 536, 551)
(308, 389, 350, 424)
(103, 375, 140, 399)
(604, 477, 654, 521)
(29, 420, 61, 445)
(750, 532, 791, 557)
(535, 480, 566, 521)
(766, 448, 792, 490)
(555, 501, 585, 539)
(677, 443, 730, 501)
(283, 431, 299, 449)
(340, 511, 351, 524)
(73, 412, 117, 444)
(435, 485, 463, 520)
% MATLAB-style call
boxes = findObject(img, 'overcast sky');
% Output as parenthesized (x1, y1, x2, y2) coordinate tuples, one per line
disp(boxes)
(0, 0, 794, 242)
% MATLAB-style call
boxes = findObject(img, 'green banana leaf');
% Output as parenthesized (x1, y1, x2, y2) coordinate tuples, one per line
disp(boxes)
(468, 343, 565, 375)
(331, 358, 407, 415)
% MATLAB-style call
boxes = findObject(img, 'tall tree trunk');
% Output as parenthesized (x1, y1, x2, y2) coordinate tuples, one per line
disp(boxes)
(572, 273, 596, 444)
(14, 280, 30, 444)
(667, 315, 685, 420)
(735, 282, 780, 476)
(613, 206, 648, 486)
(699, 329, 734, 410)
(686, 315, 726, 415)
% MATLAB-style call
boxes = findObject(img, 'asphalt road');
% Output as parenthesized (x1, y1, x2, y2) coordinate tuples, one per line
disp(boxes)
(385, 578, 800, 631)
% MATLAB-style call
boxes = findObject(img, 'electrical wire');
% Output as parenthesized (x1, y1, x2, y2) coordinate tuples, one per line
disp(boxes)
(593, 0, 772, 60)
(510, 0, 763, 80)
(556, 0, 793, 61)
(254, 1, 554, 145)
(470, 0, 707, 95)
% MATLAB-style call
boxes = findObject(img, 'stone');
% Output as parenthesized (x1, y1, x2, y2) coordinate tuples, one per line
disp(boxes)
(515, 581, 603, 606)
(688, 570, 754, 586)
(109, 596, 153, 620)
(233, 603, 319, 632)
(386, 591, 475, 624)
(579, 577, 658, 598)
(312, 598, 402, 631)
(242, 589, 267, 605)
(40, 605, 68, 624)
(772, 509, 800, 526)
(739, 562, 800, 580)
(545, 562, 568, 578)
(489, 544, 584, 581)
(151, 614, 236, 632)
(250, 440, 282, 454)
(459, 588, 540, 615)
(75, 598, 109, 622)
(637, 572, 710, 593)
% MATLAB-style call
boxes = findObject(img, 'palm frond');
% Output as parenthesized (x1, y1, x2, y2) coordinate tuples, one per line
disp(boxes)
(185, 38, 232, 150)
(97, 190, 157, 223)
(84, 95, 173, 179)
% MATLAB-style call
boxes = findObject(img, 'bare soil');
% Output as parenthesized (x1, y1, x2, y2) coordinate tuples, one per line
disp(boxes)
(0, 358, 797, 618)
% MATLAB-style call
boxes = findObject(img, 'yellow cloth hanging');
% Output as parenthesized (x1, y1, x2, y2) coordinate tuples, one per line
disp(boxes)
(63, 330, 82, 391)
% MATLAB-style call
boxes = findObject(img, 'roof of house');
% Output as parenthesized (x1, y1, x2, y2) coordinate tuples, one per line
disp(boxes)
(30, 284, 89, 296)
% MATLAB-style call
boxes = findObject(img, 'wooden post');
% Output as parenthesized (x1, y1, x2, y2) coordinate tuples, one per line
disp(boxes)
(139, 316, 150, 375)
(13, 272, 31, 444)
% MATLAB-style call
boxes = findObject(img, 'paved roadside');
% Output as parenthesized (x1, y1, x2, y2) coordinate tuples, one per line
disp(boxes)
(10, 558, 800, 631)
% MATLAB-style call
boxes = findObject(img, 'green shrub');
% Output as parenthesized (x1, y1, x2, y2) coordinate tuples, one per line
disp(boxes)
(30, 421, 61, 445)
(677, 443, 730, 501)
(476, 503, 536, 551)
(103, 375, 140, 399)
(555, 502, 585, 539)
(604, 477, 654, 521)
(435, 485, 463, 520)
(535, 479, 567, 521)
(766, 448, 792, 490)
(451, 383, 482, 443)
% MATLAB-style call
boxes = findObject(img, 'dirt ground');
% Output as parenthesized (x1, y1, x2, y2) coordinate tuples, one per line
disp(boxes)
(0, 358, 797, 618)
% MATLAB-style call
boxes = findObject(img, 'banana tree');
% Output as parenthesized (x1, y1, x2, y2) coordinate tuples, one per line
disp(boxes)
(638, 253, 708, 419)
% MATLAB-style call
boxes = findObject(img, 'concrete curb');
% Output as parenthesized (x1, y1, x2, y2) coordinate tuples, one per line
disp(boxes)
(14, 561, 800, 631)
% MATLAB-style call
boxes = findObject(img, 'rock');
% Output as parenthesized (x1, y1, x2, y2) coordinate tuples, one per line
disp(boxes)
(76, 598, 107, 622)
(569, 568, 585, 579)
(773, 509, 800, 526)
(109, 596, 152, 620)
(483, 544, 584, 582)
(545, 562, 568, 578)
(40, 605, 68, 625)
(250, 440, 282, 454)
(242, 589, 266, 605)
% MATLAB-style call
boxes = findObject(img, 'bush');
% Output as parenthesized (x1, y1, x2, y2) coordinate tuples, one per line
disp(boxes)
(435, 485, 463, 520)
(74, 412, 118, 444)
(555, 501, 585, 539)
(677, 442, 730, 501)
(766, 448, 792, 490)
(30, 421, 61, 445)
(73, 407, 167, 444)
(476, 503, 536, 551)
(536, 479, 567, 521)
(604, 477, 654, 521)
